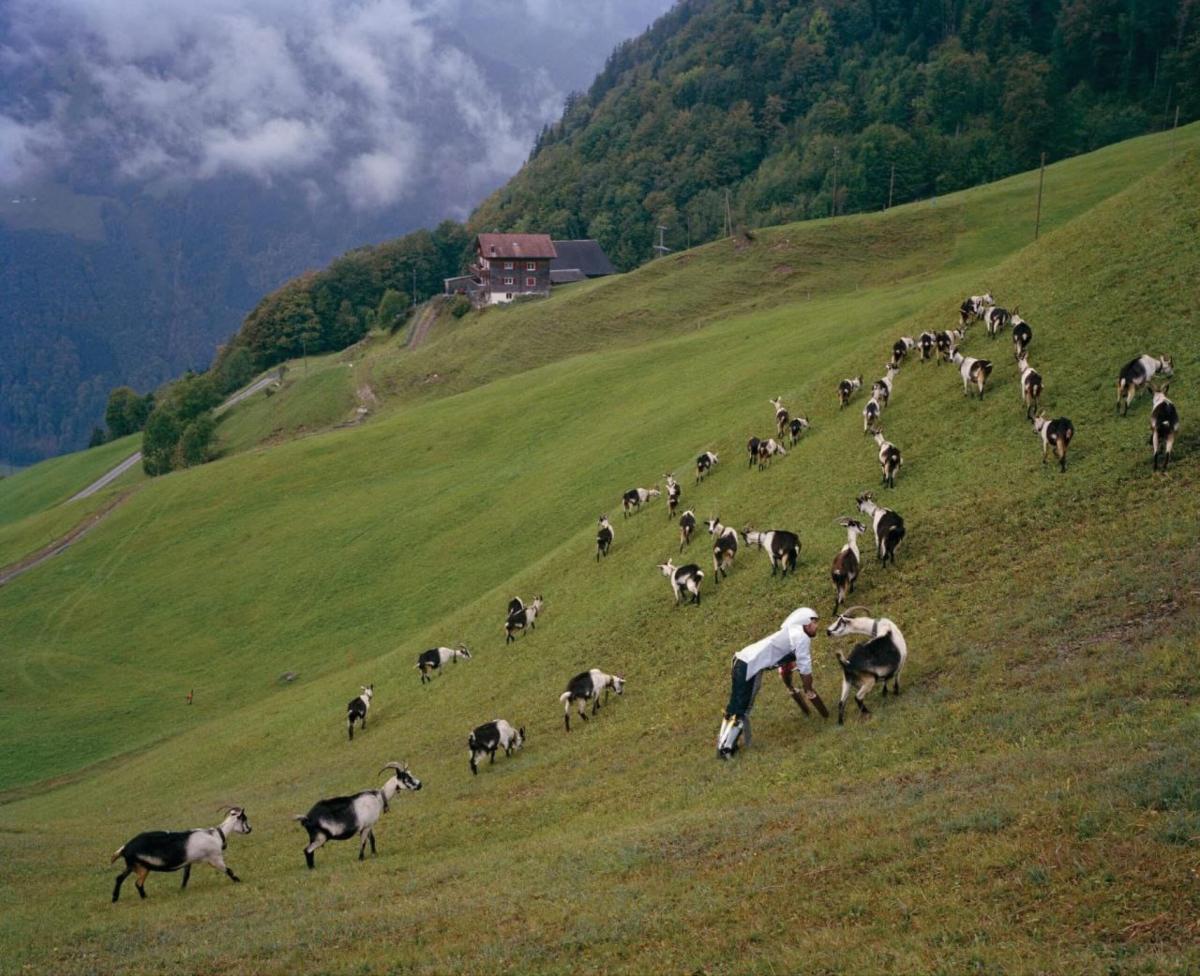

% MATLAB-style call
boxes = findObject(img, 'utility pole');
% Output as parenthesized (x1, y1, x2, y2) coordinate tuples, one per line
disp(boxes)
(724, 189, 732, 238)
(412, 266, 418, 309)
(1034, 151, 1046, 241)
(652, 225, 671, 258)
(1171, 105, 1181, 154)
(832, 146, 839, 217)
(887, 162, 895, 211)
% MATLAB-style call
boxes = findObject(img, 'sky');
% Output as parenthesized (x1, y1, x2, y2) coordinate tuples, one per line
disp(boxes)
(0, 0, 675, 212)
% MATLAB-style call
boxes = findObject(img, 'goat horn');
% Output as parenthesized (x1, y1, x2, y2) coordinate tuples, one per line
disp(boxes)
(379, 761, 406, 776)
(840, 605, 871, 617)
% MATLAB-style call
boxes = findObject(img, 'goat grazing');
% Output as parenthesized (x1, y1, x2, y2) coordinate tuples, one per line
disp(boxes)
(874, 430, 902, 489)
(658, 559, 704, 605)
(891, 337, 916, 367)
(347, 685, 373, 741)
(743, 526, 801, 578)
(936, 327, 965, 364)
(830, 518, 866, 612)
(679, 509, 696, 551)
(506, 596, 544, 643)
(664, 474, 681, 518)
(918, 331, 937, 362)
(1016, 352, 1042, 418)
(746, 436, 763, 469)
(111, 806, 251, 902)
(856, 491, 905, 566)
(788, 416, 811, 446)
(622, 486, 660, 517)
(983, 305, 1010, 339)
(596, 516, 614, 561)
(468, 720, 525, 775)
(416, 645, 471, 684)
(959, 292, 994, 326)
(695, 451, 719, 483)
(950, 350, 993, 399)
(872, 363, 898, 407)
(863, 394, 881, 434)
(826, 608, 909, 724)
(1031, 414, 1074, 472)
(560, 669, 624, 731)
(1117, 354, 1174, 415)
(1011, 312, 1032, 360)
(756, 438, 787, 469)
(705, 517, 739, 583)
(1150, 386, 1180, 472)
(838, 375, 863, 409)
(294, 762, 421, 868)
(770, 397, 789, 438)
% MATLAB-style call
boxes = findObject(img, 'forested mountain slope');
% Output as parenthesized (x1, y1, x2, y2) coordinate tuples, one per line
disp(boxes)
(472, 0, 1200, 268)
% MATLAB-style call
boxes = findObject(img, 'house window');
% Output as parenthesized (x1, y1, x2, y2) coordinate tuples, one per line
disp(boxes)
(480, 258, 489, 269)
(526, 262, 536, 271)
(504, 276, 514, 286)
(525, 276, 536, 287)
(504, 261, 514, 270)
(506, 293, 513, 300)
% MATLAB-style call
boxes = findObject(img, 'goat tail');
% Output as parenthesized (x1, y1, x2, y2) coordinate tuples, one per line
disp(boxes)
(293, 815, 310, 826)
(110, 845, 126, 863)
(836, 652, 854, 677)
(559, 692, 571, 704)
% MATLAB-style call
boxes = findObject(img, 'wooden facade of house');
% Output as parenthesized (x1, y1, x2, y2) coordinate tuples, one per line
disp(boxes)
(469, 234, 557, 305)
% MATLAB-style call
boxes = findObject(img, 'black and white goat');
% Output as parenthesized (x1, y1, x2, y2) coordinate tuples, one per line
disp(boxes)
(622, 486, 660, 517)
(705, 517, 739, 583)
(856, 491, 905, 566)
(596, 516, 614, 561)
(826, 608, 908, 724)
(347, 685, 373, 741)
(891, 336, 916, 367)
(657, 559, 704, 605)
(788, 416, 811, 446)
(415, 645, 471, 683)
(873, 430, 902, 489)
(665, 474, 681, 518)
(678, 509, 696, 551)
(1031, 414, 1074, 472)
(983, 305, 1010, 339)
(746, 436, 763, 469)
(743, 526, 801, 578)
(1149, 386, 1180, 472)
(756, 438, 787, 469)
(918, 331, 937, 362)
(838, 375, 863, 409)
(862, 393, 882, 434)
(506, 596, 543, 643)
(1016, 351, 1042, 419)
(560, 669, 624, 731)
(293, 762, 421, 868)
(507, 597, 524, 617)
(695, 451, 719, 483)
(872, 364, 898, 407)
(1011, 312, 1032, 360)
(830, 518, 866, 612)
(936, 327, 965, 364)
(950, 350, 993, 399)
(111, 806, 251, 902)
(1117, 354, 1174, 416)
(770, 397, 789, 439)
(959, 292, 994, 326)
(468, 720, 525, 775)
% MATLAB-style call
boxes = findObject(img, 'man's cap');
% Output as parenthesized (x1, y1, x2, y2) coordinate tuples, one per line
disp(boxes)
(794, 607, 819, 625)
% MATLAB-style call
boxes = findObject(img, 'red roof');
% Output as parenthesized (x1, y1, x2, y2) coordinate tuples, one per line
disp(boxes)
(476, 233, 557, 259)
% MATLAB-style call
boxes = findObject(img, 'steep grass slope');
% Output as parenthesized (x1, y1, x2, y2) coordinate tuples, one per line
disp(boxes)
(0, 134, 1198, 974)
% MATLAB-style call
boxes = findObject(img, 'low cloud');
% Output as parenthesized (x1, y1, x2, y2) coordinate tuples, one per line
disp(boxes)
(0, 0, 652, 210)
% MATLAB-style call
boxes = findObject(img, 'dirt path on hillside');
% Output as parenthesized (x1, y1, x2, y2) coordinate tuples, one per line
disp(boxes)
(406, 300, 442, 349)
(0, 487, 140, 587)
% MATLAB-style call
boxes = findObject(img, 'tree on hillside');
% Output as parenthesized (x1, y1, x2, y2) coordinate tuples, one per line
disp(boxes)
(105, 387, 153, 439)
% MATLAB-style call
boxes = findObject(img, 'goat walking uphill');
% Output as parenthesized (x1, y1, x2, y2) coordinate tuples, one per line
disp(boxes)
(415, 645, 471, 683)
(560, 669, 624, 731)
(856, 492, 905, 566)
(347, 686, 373, 741)
(1118, 354, 1173, 416)
(826, 609, 909, 724)
(1149, 386, 1180, 472)
(744, 527, 801, 578)
(830, 518, 866, 613)
(657, 559, 704, 605)
(468, 720, 525, 776)
(294, 763, 421, 869)
(111, 806, 252, 902)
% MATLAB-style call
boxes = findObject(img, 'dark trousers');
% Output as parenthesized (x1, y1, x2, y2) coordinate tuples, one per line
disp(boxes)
(725, 658, 764, 722)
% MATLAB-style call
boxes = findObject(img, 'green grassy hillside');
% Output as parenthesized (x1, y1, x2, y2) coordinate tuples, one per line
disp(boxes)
(1, 130, 1198, 975)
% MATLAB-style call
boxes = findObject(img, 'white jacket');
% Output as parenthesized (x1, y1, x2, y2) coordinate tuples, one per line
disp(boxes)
(735, 607, 817, 679)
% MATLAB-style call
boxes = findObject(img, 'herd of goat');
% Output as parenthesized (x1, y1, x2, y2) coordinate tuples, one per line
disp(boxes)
(110, 292, 1181, 901)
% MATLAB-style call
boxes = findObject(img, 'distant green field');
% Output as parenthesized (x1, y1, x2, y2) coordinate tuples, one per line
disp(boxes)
(0, 433, 140, 529)
(0, 129, 1197, 975)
